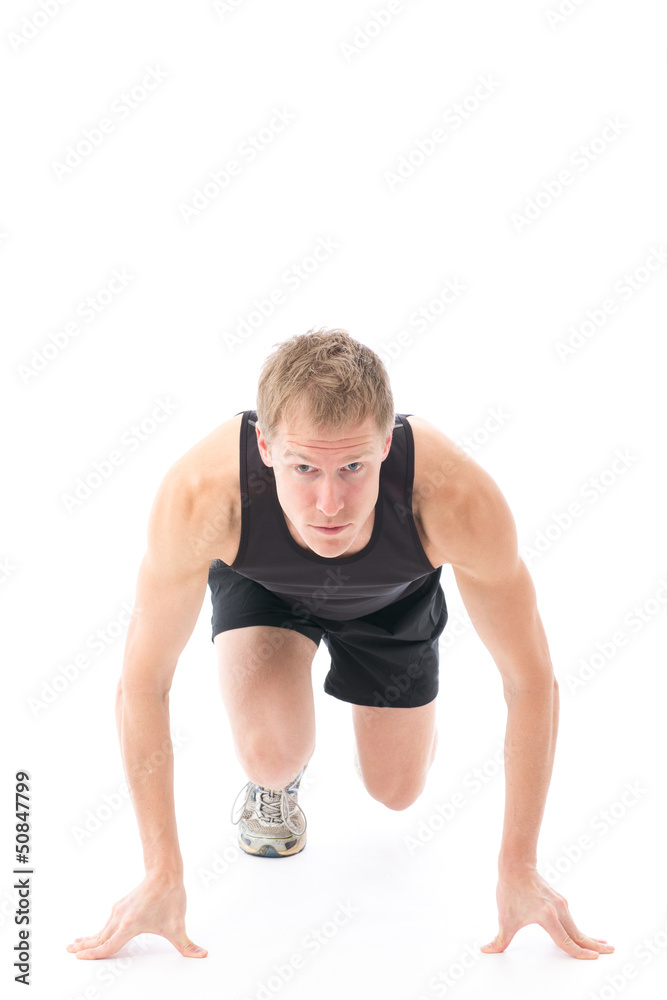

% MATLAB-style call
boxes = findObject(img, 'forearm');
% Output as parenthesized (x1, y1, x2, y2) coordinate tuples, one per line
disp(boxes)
(498, 679, 559, 872)
(116, 680, 183, 879)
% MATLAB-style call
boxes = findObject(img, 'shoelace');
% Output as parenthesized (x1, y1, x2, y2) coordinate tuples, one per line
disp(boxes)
(231, 781, 307, 837)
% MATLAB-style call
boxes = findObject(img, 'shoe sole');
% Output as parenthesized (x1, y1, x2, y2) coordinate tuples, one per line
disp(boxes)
(238, 830, 307, 858)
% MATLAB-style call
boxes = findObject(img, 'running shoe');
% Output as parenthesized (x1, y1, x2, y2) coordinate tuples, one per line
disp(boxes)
(231, 763, 308, 857)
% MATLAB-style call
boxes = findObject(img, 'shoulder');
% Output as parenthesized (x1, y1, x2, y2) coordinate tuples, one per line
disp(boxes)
(403, 413, 471, 510)
(404, 414, 517, 572)
(173, 411, 243, 494)
(148, 412, 243, 568)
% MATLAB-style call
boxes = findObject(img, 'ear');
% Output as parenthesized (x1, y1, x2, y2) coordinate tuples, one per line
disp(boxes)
(380, 429, 393, 461)
(256, 424, 273, 466)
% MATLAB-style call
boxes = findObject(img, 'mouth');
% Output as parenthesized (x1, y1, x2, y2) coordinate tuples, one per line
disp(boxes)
(310, 524, 350, 535)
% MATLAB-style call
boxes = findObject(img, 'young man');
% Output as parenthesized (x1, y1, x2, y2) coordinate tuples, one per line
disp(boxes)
(67, 328, 614, 962)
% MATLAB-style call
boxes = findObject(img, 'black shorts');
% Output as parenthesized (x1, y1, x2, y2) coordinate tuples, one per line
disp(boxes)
(208, 560, 448, 708)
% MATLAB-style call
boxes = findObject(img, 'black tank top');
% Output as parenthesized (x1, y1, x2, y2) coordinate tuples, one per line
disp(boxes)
(228, 409, 438, 620)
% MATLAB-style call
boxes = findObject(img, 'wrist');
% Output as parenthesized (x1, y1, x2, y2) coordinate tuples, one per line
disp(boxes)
(145, 867, 184, 887)
(498, 856, 537, 877)
(144, 856, 184, 884)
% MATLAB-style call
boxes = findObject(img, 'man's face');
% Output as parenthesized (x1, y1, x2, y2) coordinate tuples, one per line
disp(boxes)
(256, 409, 392, 557)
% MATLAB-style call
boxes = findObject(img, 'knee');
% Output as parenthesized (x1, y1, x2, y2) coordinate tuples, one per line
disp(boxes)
(363, 728, 437, 811)
(368, 778, 427, 812)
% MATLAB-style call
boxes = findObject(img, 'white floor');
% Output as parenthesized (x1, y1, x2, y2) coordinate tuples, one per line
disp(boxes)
(9, 607, 667, 999)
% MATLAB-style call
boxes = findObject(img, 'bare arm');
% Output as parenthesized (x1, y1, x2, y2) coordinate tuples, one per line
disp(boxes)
(452, 555, 557, 871)
(116, 552, 209, 878)
(68, 462, 225, 960)
(413, 417, 614, 960)
(454, 552, 611, 957)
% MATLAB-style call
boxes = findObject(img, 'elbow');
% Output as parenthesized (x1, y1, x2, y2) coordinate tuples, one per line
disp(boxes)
(117, 671, 172, 704)
(502, 663, 558, 703)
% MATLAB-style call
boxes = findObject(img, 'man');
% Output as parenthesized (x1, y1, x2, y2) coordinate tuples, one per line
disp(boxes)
(67, 327, 614, 962)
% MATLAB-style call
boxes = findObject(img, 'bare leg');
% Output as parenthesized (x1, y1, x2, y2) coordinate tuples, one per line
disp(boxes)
(214, 626, 319, 790)
(352, 699, 438, 810)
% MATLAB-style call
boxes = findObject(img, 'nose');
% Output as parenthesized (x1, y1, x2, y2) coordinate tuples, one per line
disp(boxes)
(315, 478, 344, 518)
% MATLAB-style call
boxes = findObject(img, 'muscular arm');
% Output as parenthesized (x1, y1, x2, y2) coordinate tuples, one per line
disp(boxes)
(447, 467, 557, 871)
(412, 415, 613, 959)
(452, 555, 557, 870)
(118, 552, 210, 878)
(68, 461, 227, 960)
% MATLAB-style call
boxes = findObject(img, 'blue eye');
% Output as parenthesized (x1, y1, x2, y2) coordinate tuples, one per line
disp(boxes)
(294, 463, 364, 474)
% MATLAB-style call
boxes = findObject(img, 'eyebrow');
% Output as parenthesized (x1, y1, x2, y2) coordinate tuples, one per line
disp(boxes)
(283, 449, 375, 463)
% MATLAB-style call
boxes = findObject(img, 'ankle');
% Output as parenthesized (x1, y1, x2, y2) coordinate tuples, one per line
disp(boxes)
(250, 762, 307, 793)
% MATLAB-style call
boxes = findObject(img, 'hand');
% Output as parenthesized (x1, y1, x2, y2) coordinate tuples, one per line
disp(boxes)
(481, 865, 615, 960)
(66, 873, 207, 960)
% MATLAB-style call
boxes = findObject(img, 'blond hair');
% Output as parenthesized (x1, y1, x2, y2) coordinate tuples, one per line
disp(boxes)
(256, 327, 394, 450)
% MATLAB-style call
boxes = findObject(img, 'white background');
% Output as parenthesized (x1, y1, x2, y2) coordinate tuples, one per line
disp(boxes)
(2, 1, 666, 998)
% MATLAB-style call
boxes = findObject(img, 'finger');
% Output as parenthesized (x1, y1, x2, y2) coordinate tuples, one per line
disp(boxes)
(552, 903, 615, 954)
(570, 934, 614, 954)
(541, 909, 600, 959)
(480, 925, 517, 954)
(75, 929, 133, 960)
(67, 931, 110, 953)
(68, 910, 118, 952)
(172, 935, 208, 958)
